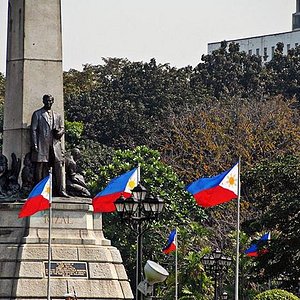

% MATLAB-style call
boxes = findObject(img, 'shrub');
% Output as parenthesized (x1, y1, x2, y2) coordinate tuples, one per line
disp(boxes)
(254, 289, 299, 300)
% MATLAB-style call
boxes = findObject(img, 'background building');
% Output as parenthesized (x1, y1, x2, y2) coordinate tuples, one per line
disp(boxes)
(208, 0, 300, 61)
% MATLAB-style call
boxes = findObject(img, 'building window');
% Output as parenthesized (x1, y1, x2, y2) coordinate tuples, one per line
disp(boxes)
(287, 44, 291, 51)
(248, 49, 252, 55)
(263, 47, 268, 61)
(256, 48, 260, 55)
(272, 46, 275, 58)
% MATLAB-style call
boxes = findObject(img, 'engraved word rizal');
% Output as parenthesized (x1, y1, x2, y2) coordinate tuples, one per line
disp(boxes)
(43, 215, 73, 224)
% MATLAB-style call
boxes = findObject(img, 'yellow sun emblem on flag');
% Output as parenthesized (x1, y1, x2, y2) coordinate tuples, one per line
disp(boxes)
(128, 179, 137, 189)
(45, 184, 51, 196)
(227, 174, 236, 187)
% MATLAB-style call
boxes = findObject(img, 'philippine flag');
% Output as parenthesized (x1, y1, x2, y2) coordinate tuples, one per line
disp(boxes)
(92, 168, 138, 213)
(186, 163, 239, 207)
(163, 229, 177, 254)
(19, 176, 51, 218)
(245, 232, 271, 257)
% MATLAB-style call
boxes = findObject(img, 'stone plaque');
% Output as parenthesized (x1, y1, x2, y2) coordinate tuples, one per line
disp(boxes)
(44, 261, 88, 278)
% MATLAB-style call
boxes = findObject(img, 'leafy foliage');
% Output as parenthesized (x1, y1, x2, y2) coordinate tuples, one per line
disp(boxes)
(151, 96, 300, 182)
(94, 146, 210, 298)
(97, 146, 206, 225)
(147, 96, 300, 258)
(0, 72, 5, 102)
(244, 156, 300, 292)
(65, 120, 84, 146)
(64, 43, 300, 154)
(64, 58, 195, 148)
(265, 43, 300, 100)
(69, 140, 114, 187)
(2, 39, 300, 297)
(62, 49, 300, 296)
(192, 41, 264, 99)
(254, 289, 299, 300)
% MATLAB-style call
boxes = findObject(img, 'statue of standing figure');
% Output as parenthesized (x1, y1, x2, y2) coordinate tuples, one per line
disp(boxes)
(30, 94, 69, 197)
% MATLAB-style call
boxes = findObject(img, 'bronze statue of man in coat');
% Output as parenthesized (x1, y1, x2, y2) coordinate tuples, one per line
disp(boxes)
(31, 94, 69, 197)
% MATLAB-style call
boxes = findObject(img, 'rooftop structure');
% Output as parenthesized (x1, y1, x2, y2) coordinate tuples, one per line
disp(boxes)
(208, 0, 300, 62)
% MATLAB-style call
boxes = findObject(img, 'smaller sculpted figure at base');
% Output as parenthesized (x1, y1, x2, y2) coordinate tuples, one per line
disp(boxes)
(30, 94, 69, 197)
(0, 153, 21, 198)
(0, 154, 8, 196)
(21, 152, 34, 195)
(65, 148, 91, 197)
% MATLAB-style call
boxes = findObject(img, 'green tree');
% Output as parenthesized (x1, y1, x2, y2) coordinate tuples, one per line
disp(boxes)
(151, 96, 300, 182)
(254, 289, 299, 300)
(65, 120, 84, 147)
(244, 156, 300, 293)
(161, 230, 214, 300)
(94, 146, 208, 299)
(191, 41, 264, 100)
(69, 140, 114, 186)
(64, 51, 300, 154)
(61, 52, 300, 298)
(64, 58, 196, 148)
(265, 43, 300, 101)
(0, 72, 5, 101)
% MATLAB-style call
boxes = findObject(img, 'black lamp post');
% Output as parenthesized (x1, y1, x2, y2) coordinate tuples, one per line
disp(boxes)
(115, 183, 164, 300)
(202, 249, 232, 300)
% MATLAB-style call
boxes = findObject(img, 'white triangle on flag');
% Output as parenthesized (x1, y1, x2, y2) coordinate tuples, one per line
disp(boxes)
(219, 163, 238, 195)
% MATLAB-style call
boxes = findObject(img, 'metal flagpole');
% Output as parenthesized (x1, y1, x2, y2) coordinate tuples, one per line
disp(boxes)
(175, 228, 178, 300)
(137, 164, 140, 184)
(47, 168, 53, 300)
(136, 164, 142, 300)
(235, 158, 241, 300)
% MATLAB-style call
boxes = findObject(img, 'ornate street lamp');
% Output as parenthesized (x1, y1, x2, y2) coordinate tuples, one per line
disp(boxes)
(115, 183, 165, 300)
(202, 249, 232, 300)
(221, 292, 228, 300)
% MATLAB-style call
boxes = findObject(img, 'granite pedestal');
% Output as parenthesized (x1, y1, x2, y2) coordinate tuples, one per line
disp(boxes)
(0, 198, 133, 300)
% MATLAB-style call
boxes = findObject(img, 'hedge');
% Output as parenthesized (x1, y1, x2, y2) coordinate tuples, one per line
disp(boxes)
(254, 289, 299, 300)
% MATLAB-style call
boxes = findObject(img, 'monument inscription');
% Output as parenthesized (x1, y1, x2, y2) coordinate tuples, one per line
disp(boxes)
(43, 214, 73, 225)
(44, 262, 88, 278)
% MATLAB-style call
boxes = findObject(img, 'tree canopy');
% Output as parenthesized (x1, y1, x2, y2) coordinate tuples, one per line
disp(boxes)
(254, 289, 299, 300)
(244, 156, 300, 292)
(1, 41, 300, 298)
(62, 43, 300, 298)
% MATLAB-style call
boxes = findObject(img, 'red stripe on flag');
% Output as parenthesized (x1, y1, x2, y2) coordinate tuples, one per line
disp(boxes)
(163, 243, 176, 254)
(18, 195, 50, 218)
(246, 249, 269, 257)
(92, 192, 131, 213)
(194, 186, 237, 207)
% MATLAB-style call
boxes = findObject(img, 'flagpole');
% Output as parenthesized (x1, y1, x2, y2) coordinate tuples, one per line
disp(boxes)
(235, 158, 241, 300)
(137, 163, 141, 183)
(175, 228, 178, 300)
(136, 163, 142, 300)
(47, 168, 53, 300)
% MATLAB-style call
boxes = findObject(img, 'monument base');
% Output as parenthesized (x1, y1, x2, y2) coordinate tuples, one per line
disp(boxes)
(0, 198, 133, 299)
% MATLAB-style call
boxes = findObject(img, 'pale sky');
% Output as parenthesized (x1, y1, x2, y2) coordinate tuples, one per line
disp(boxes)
(0, 0, 296, 73)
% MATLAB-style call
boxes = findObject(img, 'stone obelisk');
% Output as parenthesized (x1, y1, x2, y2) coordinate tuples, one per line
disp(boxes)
(0, 1, 133, 299)
(3, 0, 64, 165)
